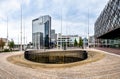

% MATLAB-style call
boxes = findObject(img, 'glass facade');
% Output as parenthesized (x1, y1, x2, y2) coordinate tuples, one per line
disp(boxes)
(32, 15, 51, 49)
(94, 0, 120, 48)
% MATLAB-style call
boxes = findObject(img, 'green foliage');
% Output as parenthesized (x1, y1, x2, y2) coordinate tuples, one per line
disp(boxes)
(74, 39, 78, 47)
(62, 42, 66, 46)
(9, 39, 15, 51)
(79, 38, 83, 47)
(63, 42, 66, 50)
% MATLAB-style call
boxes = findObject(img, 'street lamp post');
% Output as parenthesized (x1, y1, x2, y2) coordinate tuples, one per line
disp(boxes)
(20, 2, 23, 51)
(60, 8, 63, 50)
(88, 9, 90, 48)
(6, 16, 8, 46)
(23, 22, 25, 50)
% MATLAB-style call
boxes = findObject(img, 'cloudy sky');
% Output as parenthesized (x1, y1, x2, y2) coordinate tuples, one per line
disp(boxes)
(0, 0, 109, 44)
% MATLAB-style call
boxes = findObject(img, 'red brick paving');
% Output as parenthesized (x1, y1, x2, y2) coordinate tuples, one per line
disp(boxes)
(95, 47, 120, 55)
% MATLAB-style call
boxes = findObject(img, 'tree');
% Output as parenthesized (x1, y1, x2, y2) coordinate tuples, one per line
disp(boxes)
(79, 38, 83, 47)
(9, 39, 15, 51)
(63, 42, 66, 50)
(74, 39, 78, 47)
(0, 38, 5, 50)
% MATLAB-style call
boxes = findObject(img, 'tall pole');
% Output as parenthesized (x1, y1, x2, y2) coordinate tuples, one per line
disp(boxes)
(23, 22, 25, 50)
(83, 24, 86, 49)
(57, 33, 58, 49)
(18, 33, 19, 48)
(88, 9, 89, 48)
(66, 24, 67, 50)
(60, 7, 62, 50)
(7, 16, 8, 45)
(20, 2, 23, 51)
(26, 36, 27, 46)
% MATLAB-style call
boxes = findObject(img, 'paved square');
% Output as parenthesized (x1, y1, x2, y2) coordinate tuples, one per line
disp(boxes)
(0, 49, 120, 79)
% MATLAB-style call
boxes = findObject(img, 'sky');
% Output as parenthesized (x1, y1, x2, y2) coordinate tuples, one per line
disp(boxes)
(0, 0, 109, 44)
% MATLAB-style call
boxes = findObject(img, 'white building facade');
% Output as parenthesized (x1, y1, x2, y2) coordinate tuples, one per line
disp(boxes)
(57, 34, 81, 48)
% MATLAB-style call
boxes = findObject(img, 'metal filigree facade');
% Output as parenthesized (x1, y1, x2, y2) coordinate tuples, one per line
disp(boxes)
(95, 0, 120, 38)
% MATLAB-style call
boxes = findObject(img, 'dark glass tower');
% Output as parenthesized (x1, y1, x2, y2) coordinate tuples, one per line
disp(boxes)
(32, 15, 51, 49)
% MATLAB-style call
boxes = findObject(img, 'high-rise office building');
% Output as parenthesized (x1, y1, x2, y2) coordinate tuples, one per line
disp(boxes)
(51, 29, 57, 42)
(32, 15, 51, 49)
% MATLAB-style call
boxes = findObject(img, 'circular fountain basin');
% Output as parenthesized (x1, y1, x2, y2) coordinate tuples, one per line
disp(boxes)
(24, 50, 88, 64)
